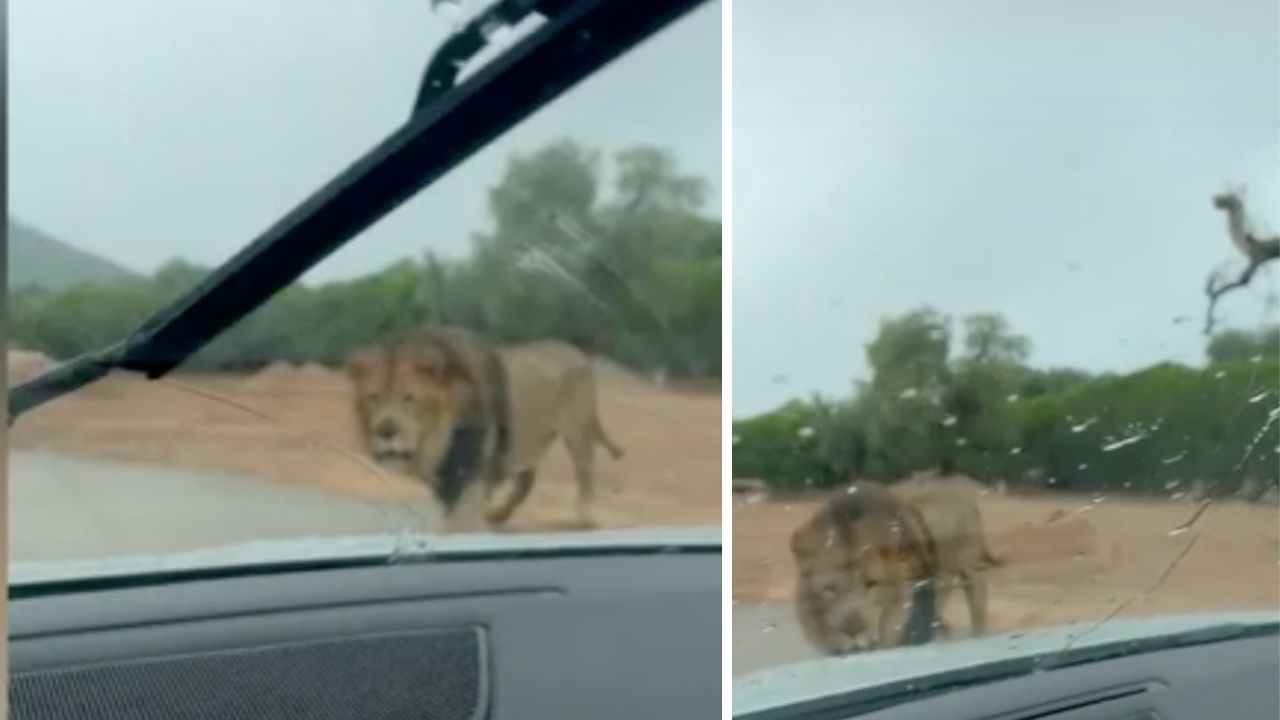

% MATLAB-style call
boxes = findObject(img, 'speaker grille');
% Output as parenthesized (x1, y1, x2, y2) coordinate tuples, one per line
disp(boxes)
(11, 628, 486, 720)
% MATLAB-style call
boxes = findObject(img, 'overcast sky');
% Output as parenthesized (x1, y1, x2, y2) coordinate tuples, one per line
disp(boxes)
(10, 0, 721, 282)
(733, 0, 1280, 417)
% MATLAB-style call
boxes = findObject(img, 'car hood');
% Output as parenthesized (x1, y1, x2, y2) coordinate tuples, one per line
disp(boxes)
(10, 526, 721, 588)
(733, 610, 1280, 717)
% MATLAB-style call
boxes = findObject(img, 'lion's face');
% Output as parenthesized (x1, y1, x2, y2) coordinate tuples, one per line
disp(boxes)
(791, 517, 911, 653)
(345, 342, 462, 478)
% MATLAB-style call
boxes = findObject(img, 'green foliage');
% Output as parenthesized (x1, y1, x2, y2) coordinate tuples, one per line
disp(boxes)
(1207, 325, 1279, 364)
(8, 139, 722, 379)
(1013, 360, 1278, 495)
(732, 399, 847, 491)
(734, 307, 1279, 497)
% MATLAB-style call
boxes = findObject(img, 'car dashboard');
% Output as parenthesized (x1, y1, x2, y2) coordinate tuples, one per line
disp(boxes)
(734, 613, 1279, 720)
(9, 537, 722, 719)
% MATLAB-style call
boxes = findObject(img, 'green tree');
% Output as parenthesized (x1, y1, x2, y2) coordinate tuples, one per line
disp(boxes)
(1207, 325, 1279, 364)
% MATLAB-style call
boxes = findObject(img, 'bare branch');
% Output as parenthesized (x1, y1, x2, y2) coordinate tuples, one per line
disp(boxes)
(1204, 191, 1280, 335)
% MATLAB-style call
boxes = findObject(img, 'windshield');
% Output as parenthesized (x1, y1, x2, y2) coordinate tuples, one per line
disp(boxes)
(732, 0, 1278, 697)
(9, 0, 721, 564)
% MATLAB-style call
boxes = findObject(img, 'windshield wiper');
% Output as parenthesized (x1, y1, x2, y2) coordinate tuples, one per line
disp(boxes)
(8, 0, 705, 423)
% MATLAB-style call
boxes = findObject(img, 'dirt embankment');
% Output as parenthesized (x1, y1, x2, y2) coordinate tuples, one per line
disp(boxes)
(734, 488, 1280, 633)
(10, 362, 722, 531)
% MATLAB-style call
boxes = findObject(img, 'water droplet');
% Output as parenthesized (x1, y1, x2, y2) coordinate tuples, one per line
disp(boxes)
(846, 485, 859, 494)
(1007, 393, 1021, 403)
(1078, 462, 1089, 470)
(1168, 526, 1190, 537)
(1102, 433, 1147, 452)
(1213, 370, 1226, 379)
(1011, 446, 1023, 455)
(1071, 417, 1098, 433)
(898, 387, 919, 400)
(797, 426, 815, 439)
(1091, 494, 1106, 504)
(955, 437, 969, 447)
(1047, 476, 1059, 485)
(1162, 452, 1187, 466)
(1248, 390, 1271, 404)
(942, 415, 958, 427)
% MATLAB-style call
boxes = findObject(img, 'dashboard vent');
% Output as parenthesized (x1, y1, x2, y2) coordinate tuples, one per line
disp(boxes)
(10, 628, 487, 720)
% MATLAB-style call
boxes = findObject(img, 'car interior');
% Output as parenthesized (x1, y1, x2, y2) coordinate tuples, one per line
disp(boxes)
(736, 622, 1279, 720)
(10, 540, 721, 719)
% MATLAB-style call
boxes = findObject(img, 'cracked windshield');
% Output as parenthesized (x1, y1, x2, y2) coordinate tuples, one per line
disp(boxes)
(9, 0, 721, 562)
(732, 0, 1278, 681)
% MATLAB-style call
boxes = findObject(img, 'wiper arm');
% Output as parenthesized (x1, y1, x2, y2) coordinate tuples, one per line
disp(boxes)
(8, 0, 705, 423)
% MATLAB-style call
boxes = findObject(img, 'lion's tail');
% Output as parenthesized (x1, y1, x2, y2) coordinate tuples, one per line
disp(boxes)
(593, 417, 625, 460)
(975, 504, 1004, 568)
(980, 541, 1004, 568)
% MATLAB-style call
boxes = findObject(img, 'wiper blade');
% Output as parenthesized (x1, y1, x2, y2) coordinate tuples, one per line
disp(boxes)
(8, 0, 706, 423)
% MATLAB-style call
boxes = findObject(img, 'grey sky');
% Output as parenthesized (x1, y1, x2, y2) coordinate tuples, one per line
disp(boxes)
(10, 0, 721, 282)
(733, 0, 1279, 417)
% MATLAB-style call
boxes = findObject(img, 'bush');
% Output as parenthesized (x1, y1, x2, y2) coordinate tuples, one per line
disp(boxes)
(734, 360, 1278, 498)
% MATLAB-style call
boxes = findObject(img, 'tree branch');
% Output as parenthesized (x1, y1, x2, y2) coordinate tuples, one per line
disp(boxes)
(1204, 192, 1280, 335)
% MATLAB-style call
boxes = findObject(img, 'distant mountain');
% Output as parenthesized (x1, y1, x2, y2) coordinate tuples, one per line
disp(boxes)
(8, 219, 136, 290)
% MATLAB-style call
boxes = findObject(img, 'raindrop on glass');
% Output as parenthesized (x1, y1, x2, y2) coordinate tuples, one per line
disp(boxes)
(1071, 417, 1098, 433)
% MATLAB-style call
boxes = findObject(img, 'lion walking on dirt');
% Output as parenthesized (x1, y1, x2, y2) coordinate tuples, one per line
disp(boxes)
(789, 472, 1002, 655)
(345, 326, 624, 532)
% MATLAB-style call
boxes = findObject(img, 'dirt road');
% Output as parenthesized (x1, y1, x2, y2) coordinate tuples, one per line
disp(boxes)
(733, 489, 1280, 674)
(10, 362, 722, 550)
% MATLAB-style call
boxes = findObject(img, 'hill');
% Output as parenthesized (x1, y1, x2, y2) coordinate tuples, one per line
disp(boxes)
(8, 218, 135, 290)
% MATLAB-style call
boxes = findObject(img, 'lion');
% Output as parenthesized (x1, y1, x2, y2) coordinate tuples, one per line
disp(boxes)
(789, 475, 1001, 656)
(345, 325, 624, 533)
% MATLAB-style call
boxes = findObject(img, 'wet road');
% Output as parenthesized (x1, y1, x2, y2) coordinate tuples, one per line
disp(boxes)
(10, 449, 438, 562)
(733, 602, 818, 676)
